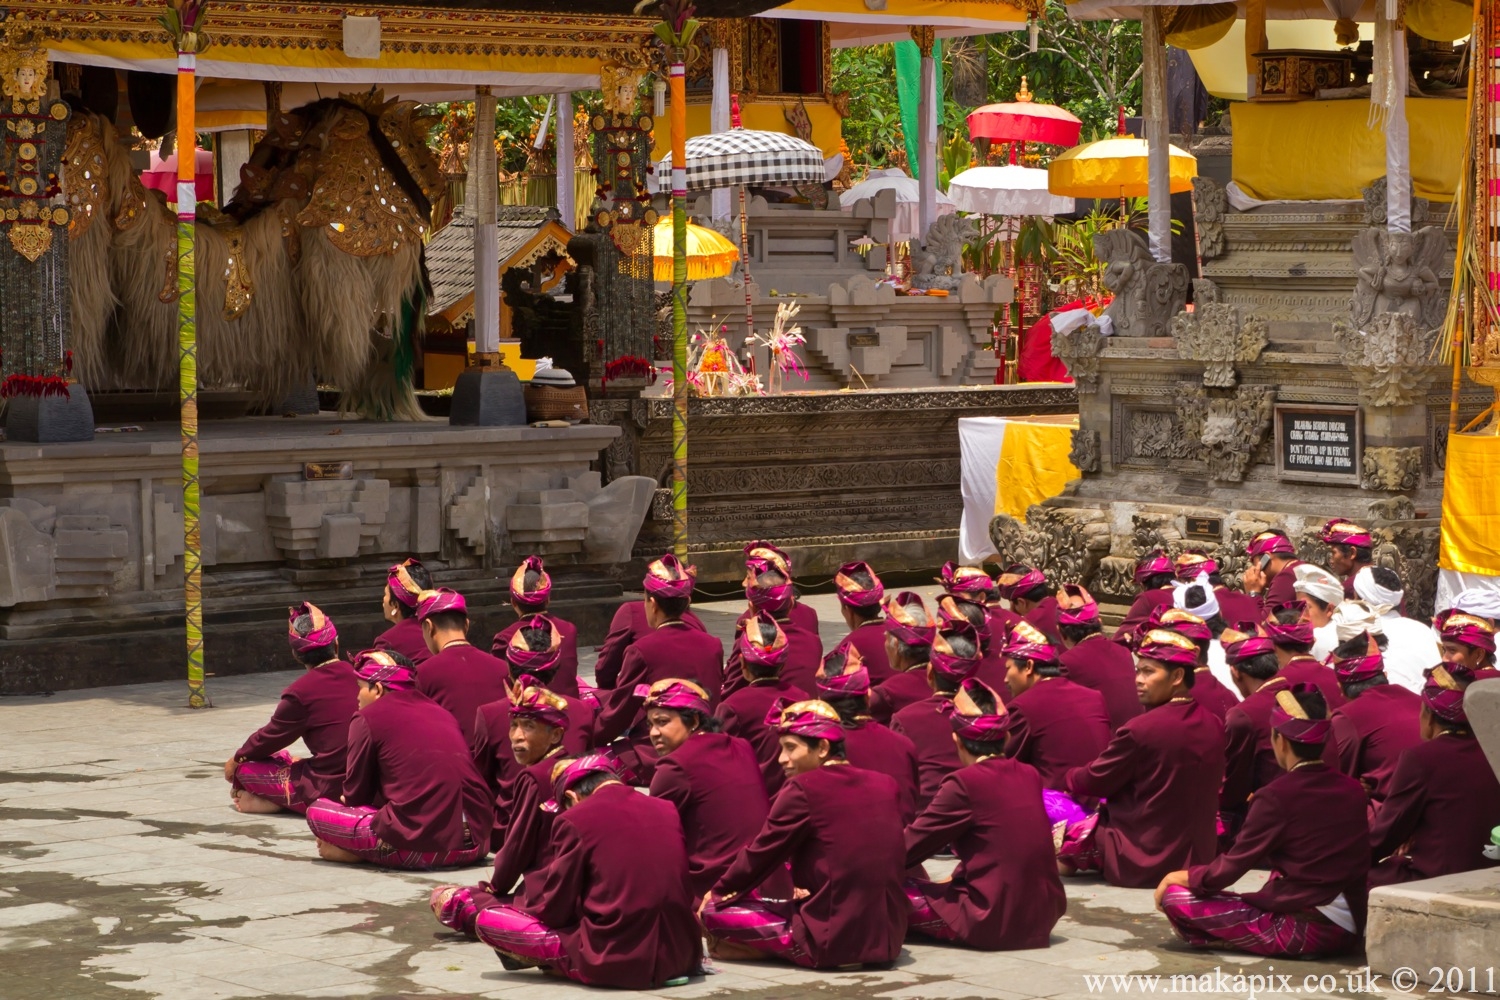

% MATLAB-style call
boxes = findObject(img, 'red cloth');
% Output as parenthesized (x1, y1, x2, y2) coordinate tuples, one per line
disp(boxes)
(341, 688, 495, 853)
(1017, 313, 1073, 384)
(1059, 635, 1142, 732)
(891, 693, 964, 814)
(715, 764, 908, 968)
(840, 620, 895, 685)
(1003, 677, 1113, 790)
(593, 601, 706, 691)
(471, 695, 594, 851)
(1327, 684, 1422, 806)
(869, 670, 933, 724)
(1065, 698, 1226, 888)
(1369, 735, 1500, 885)
(235, 659, 359, 806)
(416, 643, 511, 746)
(716, 678, 809, 796)
(141, 149, 214, 202)
(372, 616, 432, 665)
(904, 757, 1068, 950)
(594, 623, 725, 745)
(723, 606, 823, 698)
(492, 616, 580, 697)
(842, 720, 921, 825)
(1190, 669, 1241, 723)
(649, 732, 774, 899)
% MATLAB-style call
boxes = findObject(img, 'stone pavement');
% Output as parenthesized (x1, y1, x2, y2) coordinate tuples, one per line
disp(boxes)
(0, 592, 1418, 1000)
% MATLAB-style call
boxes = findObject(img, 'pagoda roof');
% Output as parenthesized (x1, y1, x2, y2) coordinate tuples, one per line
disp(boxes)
(427, 205, 575, 325)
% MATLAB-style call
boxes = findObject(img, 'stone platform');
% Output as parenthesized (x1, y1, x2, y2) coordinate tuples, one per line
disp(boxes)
(1366, 869, 1500, 990)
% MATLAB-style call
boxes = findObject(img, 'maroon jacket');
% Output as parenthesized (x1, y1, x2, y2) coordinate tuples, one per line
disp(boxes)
(487, 751, 566, 897)
(372, 616, 431, 665)
(1221, 678, 1290, 817)
(715, 763, 908, 968)
(1263, 559, 1304, 612)
(722, 614, 823, 698)
(1066, 698, 1226, 888)
(594, 622, 724, 745)
(593, 601, 705, 690)
(416, 643, 510, 745)
(892, 692, 963, 813)
(1327, 683, 1422, 805)
(1114, 588, 1173, 640)
(841, 619, 895, 685)
(492, 615, 580, 697)
(843, 719, 921, 825)
(1190, 762, 1369, 934)
(649, 732, 772, 898)
(975, 649, 1013, 703)
(904, 757, 1067, 950)
(340, 689, 494, 853)
(1003, 677, 1112, 791)
(471, 694, 594, 850)
(1023, 596, 1060, 642)
(235, 659, 359, 806)
(518, 782, 699, 989)
(986, 604, 1022, 637)
(1059, 634, 1142, 732)
(1369, 735, 1500, 886)
(869, 669, 933, 724)
(1280, 656, 1347, 711)
(1216, 587, 1263, 627)
(1189, 668, 1240, 722)
(715, 678, 808, 796)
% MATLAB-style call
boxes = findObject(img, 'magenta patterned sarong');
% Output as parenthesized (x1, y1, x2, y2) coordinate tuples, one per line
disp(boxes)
(474, 903, 582, 982)
(902, 879, 960, 942)
(1160, 886, 1359, 958)
(432, 885, 481, 937)
(232, 751, 308, 814)
(305, 799, 485, 870)
(1042, 789, 1088, 828)
(698, 895, 811, 966)
(1055, 811, 1102, 872)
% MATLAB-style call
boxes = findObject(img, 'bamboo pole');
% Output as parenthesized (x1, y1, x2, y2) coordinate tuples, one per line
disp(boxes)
(670, 56, 689, 560)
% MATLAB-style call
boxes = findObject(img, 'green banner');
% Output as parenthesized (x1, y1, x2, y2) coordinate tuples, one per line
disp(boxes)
(895, 38, 943, 178)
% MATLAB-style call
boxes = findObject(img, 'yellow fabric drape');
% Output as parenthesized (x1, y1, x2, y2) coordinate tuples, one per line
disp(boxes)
(1439, 433, 1500, 576)
(994, 418, 1080, 522)
(1231, 99, 1465, 202)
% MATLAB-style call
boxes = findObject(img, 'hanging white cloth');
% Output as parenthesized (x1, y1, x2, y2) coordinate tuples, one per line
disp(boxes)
(1370, 5, 1411, 231)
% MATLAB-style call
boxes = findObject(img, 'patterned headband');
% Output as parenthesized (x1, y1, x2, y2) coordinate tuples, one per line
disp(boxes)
(1320, 518, 1373, 548)
(288, 601, 338, 654)
(1173, 551, 1218, 582)
(416, 588, 467, 620)
(1055, 583, 1100, 626)
(930, 620, 982, 682)
(1150, 606, 1212, 644)
(885, 591, 936, 646)
(834, 561, 885, 609)
(386, 559, 425, 609)
(1270, 685, 1331, 744)
(1220, 622, 1275, 664)
(1330, 648, 1384, 685)
(1436, 609, 1497, 653)
(507, 614, 563, 675)
(1246, 531, 1296, 558)
(352, 649, 414, 691)
(1136, 628, 1201, 669)
(542, 753, 629, 813)
(743, 541, 792, 578)
(996, 564, 1046, 601)
(510, 684, 570, 729)
(644, 553, 697, 600)
(1422, 663, 1473, 724)
(1001, 620, 1058, 665)
(1134, 548, 1174, 583)
(640, 678, 712, 716)
(938, 561, 996, 598)
(744, 557, 794, 613)
(510, 555, 552, 611)
(816, 642, 870, 697)
(765, 698, 845, 741)
(946, 676, 1009, 742)
(740, 610, 789, 668)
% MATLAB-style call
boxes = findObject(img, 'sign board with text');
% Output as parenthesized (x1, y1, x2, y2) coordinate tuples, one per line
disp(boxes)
(1274, 404, 1362, 484)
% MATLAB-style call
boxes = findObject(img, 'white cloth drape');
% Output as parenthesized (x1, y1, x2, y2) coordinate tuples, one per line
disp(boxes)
(958, 417, 1009, 564)
(710, 45, 731, 222)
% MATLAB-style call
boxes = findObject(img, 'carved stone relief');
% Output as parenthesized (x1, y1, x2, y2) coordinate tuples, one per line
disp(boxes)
(1362, 176, 1430, 228)
(1360, 445, 1422, 492)
(265, 478, 390, 563)
(1175, 384, 1275, 482)
(1193, 177, 1226, 261)
(1050, 323, 1103, 393)
(1333, 312, 1439, 407)
(1095, 228, 1189, 338)
(1069, 428, 1101, 473)
(988, 506, 1111, 587)
(1125, 409, 1196, 461)
(1375, 522, 1440, 620)
(1171, 302, 1269, 387)
(1350, 227, 1445, 332)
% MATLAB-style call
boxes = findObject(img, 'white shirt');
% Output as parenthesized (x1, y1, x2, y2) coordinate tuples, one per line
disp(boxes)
(1311, 623, 1337, 664)
(1377, 613, 1441, 693)
(1207, 640, 1242, 701)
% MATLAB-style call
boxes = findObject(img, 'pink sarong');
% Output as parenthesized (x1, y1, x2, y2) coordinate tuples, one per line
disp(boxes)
(698, 895, 811, 967)
(1042, 789, 1088, 828)
(432, 885, 481, 937)
(902, 878, 960, 942)
(233, 751, 308, 814)
(474, 903, 581, 982)
(305, 799, 485, 870)
(1160, 886, 1358, 958)
(1055, 811, 1102, 872)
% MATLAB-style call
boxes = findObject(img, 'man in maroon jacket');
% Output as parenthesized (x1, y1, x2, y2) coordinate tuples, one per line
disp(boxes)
(593, 603, 705, 692)
(937, 593, 1009, 700)
(1264, 602, 1347, 708)
(716, 612, 807, 795)
(817, 643, 921, 824)
(832, 561, 893, 684)
(490, 555, 580, 697)
(1150, 606, 1239, 722)
(998, 564, 1059, 642)
(1370, 663, 1500, 885)
(414, 588, 511, 745)
(1174, 550, 1263, 628)
(904, 677, 1067, 950)
(1114, 549, 1177, 642)
(305, 651, 492, 869)
(1156, 685, 1368, 958)
(1060, 629, 1226, 887)
(1326, 633, 1421, 811)
(700, 700, 907, 968)
(722, 543, 822, 697)
(1002, 620, 1111, 804)
(226, 602, 359, 814)
(1218, 623, 1290, 838)
(1436, 608, 1499, 675)
(870, 592, 938, 723)
(892, 620, 983, 813)
(373, 558, 434, 665)
(1241, 530, 1303, 614)
(1051, 584, 1139, 737)
(472, 755, 700, 988)
(1321, 519, 1375, 599)
(937, 561, 1008, 632)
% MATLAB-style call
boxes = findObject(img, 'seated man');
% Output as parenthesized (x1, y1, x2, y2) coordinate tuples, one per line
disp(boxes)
(1241, 530, 1302, 613)
(1352, 566, 1437, 692)
(306, 650, 492, 870)
(226, 603, 359, 814)
(1156, 685, 1368, 958)
(1055, 585, 1140, 732)
(1264, 601, 1346, 708)
(1174, 551, 1260, 629)
(893, 620, 984, 813)
(1150, 607, 1239, 721)
(1325, 627, 1421, 811)
(937, 593, 1007, 700)
(1436, 608, 1498, 677)
(1219, 623, 1290, 838)
(833, 561, 892, 684)
(415, 588, 511, 745)
(904, 678, 1067, 950)
(1060, 629, 1226, 888)
(723, 545, 823, 697)
(716, 612, 808, 795)
(646, 679, 775, 900)
(594, 594, 705, 693)
(938, 561, 1010, 630)
(1171, 577, 1238, 697)
(374, 558, 434, 664)
(1295, 564, 1346, 662)
(997, 564, 1058, 641)
(1370, 664, 1500, 886)
(700, 700, 907, 968)
(818, 643, 920, 824)
(471, 755, 700, 989)
(870, 592, 938, 723)
(1002, 620, 1112, 803)
(1115, 549, 1177, 641)
(431, 686, 575, 934)
(491, 556, 580, 696)
(743, 540, 819, 634)
(1321, 518, 1374, 599)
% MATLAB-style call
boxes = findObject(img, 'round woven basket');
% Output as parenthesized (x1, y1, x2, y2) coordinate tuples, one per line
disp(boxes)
(523, 383, 588, 423)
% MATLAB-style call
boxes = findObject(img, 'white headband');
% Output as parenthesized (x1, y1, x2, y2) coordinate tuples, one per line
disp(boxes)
(1172, 571, 1220, 620)
(1331, 600, 1385, 643)
(1351, 566, 1402, 618)
(1293, 564, 1344, 607)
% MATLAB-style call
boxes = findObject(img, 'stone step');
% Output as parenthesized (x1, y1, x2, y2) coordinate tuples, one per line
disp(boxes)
(1104, 337, 1176, 350)
(1366, 868, 1500, 990)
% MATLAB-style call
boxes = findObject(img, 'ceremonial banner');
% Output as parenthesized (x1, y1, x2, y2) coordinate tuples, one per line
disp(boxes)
(958, 415, 1078, 563)
(1438, 432, 1500, 578)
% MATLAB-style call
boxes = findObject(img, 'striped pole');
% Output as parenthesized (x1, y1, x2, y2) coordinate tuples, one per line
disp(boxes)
(176, 42, 206, 709)
(670, 57, 689, 560)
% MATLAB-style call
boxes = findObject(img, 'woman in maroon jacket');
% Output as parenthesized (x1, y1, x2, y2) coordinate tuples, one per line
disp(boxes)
(870, 592, 938, 723)
(372, 558, 434, 665)
(1369, 664, 1500, 886)
(832, 561, 893, 684)
(904, 678, 1067, 950)
(817, 644, 921, 824)
(489, 556, 580, 697)
(715, 613, 807, 795)
(227, 602, 359, 814)
(1156, 685, 1369, 957)
(700, 700, 908, 968)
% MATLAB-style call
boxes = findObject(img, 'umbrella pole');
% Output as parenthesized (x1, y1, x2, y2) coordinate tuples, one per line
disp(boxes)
(740, 185, 755, 376)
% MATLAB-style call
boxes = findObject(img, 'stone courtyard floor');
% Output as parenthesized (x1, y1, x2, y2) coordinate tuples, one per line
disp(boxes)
(0, 593, 1450, 1000)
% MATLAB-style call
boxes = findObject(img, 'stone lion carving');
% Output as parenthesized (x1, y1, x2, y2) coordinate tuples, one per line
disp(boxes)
(1175, 384, 1275, 483)
(1095, 228, 1188, 338)
(1351, 227, 1445, 332)
(911, 214, 977, 291)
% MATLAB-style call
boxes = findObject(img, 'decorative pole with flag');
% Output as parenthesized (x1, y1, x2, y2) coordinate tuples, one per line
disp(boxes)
(160, 0, 210, 709)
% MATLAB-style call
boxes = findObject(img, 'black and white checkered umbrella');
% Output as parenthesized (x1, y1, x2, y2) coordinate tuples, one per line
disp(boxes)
(655, 130, 825, 193)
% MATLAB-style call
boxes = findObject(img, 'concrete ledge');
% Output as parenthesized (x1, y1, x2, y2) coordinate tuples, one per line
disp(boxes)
(1366, 868, 1500, 991)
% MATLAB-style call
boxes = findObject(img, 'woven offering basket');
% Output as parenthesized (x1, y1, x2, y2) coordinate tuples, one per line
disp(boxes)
(523, 383, 588, 423)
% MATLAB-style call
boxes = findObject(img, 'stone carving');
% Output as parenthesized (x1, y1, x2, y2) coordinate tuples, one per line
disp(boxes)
(1050, 323, 1104, 393)
(1069, 429, 1101, 473)
(0, 498, 132, 604)
(1126, 410, 1194, 461)
(1351, 227, 1445, 332)
(1334, 312, 1440, 407)
(989, 506, 1111, 587)
(582, 475, 656, 563)
(1093, 557, 1138, 600)
(1362, 176, 1430, 228)
(1095, 229, 1189, 338)
(0, 501, 55, 606)
(1193, 177, 1227, 261)
(1361, 446, 1422, 492)
(1176, 384, 1276, 482)
(1367, 496, 1416, 521)
(1172, 302, 1269, 387)
(447, 476, 489, 555)
(651, 487, 673, 523)
(911, 214, 977, 291)
(265, 478, 390, 563)
(507, 488, 590, 556)
(1193, 277, 1221, 306)
(1375, 522, 1441, 621)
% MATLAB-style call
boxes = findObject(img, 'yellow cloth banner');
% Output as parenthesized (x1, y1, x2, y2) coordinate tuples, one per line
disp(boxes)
(1231, 99, 1464, 202)
(995, 418, 1079, 523)
(1439, 432, 1500, 577)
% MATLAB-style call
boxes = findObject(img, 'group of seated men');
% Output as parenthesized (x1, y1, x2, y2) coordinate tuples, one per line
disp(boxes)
(223, 522, 1500, 989)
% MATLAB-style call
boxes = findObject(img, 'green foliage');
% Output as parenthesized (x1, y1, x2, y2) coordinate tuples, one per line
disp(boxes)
(833, 45, 902, 170)
(938, 131, 973, 192)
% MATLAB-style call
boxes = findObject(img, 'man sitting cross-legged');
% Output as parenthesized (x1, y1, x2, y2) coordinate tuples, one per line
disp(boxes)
(869, 591, 938, 724)
(893, 619, 985, 813)
(715, 612, 808, 796)
(832, 561, 894, 684)
(816, 643, 920, 824)
(373, 558, 434, 665)
(490, 555, 581, 697)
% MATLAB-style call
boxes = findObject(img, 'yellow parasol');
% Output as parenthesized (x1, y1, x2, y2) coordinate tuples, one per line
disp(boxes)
(1047, 136, 1198, 201)
(652, 217, 740, 283)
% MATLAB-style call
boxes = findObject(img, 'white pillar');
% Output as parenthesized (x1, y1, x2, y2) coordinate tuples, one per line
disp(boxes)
(216, 129, 253, 205)
(555, 91, 575, 230)
(473, 87, 500, 358)
(1384, 20, 1411, 233)
(918, 42, 937, 243)
(1142, 11, 1172, 264)
(710, 43, 732, 221)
